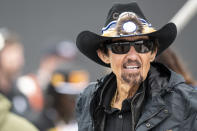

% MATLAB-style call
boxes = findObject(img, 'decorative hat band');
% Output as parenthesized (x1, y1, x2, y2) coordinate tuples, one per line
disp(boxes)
(101, 12, 156, 37)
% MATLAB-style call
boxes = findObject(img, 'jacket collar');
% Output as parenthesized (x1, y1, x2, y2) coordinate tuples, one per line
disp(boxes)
(89, 73, 115, 131)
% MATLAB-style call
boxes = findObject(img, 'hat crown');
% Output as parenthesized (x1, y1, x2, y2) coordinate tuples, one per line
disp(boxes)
(105, 2, 147, 27)
(102, 3, 155, 37)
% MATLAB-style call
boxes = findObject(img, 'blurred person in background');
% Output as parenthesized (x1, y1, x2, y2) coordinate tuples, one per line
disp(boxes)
(35, 68, 89, 131)
(156, 47, 197, 88)
(16, 40, 78, 124)
(0, 28, 24, 98)
(0, 28, 31, 116)
(0, 28, 38, 131)
(37, 40, 77, 90)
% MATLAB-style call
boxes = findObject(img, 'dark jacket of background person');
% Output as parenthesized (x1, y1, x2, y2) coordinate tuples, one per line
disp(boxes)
(0, 93, 38, 131)
(76, 63, 197, 131)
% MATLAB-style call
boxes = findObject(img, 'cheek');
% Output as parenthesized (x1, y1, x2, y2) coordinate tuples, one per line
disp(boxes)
(108, 53, 124, 77)
(142, 62, 150, 79)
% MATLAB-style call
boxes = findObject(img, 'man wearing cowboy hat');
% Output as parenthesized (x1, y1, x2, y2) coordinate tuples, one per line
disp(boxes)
(76, 2, 197, 131)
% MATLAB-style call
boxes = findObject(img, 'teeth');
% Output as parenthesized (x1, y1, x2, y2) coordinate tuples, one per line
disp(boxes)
(126, 66, 139, 69)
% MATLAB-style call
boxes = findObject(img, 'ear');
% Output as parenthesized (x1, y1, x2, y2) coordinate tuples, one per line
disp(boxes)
(97, 49, 110, 64)
(150, 48, 157, 62)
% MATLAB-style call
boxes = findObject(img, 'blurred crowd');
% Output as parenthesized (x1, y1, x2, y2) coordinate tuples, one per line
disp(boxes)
(0, 28, 89, 131)
(0, 28, 196, 131)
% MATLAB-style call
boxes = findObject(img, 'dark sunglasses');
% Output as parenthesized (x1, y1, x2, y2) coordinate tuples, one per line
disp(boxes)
(107, 39, 154, 54)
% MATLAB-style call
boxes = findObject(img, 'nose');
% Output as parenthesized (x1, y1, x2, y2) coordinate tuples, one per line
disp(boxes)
(128, 46, 138, 54)
(126, 46, 138, 59)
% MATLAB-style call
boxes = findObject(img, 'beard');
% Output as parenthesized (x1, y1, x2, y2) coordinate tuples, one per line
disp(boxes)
(121, 72, 143, 86)
(121, 59, 143, 86)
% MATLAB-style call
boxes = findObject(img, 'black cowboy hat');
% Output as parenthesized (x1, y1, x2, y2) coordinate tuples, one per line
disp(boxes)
(76, 2, 177, 67)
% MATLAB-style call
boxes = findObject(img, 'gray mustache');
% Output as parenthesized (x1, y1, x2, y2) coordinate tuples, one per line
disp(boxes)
(123, 59, 141, 68)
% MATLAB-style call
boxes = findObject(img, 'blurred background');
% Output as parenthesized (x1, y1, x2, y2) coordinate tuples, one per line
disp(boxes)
(0, 0, 196, 81)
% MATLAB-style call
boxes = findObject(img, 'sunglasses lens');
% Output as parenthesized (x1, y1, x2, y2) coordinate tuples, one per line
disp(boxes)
(134, 40, 153, 53)
(110, 43, 130, 54)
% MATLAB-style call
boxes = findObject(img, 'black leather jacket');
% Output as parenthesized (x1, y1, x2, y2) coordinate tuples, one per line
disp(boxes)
(76, 63, 197, 131)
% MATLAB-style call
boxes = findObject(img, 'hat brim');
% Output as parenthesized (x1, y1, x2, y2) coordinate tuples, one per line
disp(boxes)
(76, 22, 177, 67)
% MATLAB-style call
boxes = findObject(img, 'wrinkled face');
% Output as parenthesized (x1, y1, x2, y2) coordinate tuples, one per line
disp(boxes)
(97, 36, 157, 87)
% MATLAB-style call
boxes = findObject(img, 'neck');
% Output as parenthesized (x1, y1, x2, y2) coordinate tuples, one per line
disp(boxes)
(111, 79, 140, 110)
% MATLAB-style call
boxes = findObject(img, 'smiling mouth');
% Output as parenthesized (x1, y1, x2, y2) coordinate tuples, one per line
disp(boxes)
(122, 59, 141, 71)
(125, 65, 140, 69)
